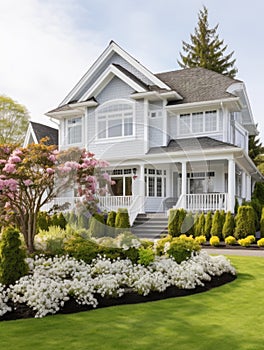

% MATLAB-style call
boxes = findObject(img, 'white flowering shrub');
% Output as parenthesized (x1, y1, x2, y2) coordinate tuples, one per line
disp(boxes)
(0, 252, 236, 319)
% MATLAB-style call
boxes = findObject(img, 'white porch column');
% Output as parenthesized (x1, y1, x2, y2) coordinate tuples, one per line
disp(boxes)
(241, 171, 246, 200)
(138, 164, 145, 213)
(228, 158, 235, 213)
(181, 161, 187, 209)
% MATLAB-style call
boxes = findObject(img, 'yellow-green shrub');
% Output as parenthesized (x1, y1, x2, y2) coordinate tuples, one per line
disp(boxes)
(246, 235, 255, 244)
(210, 236, 220, 246)
(238, 237, 252, 247)
(167, 235, 200, 264)
(257, 238, 264, 247)
(195, 235, 206, 245)
(224, 236, 237, 245)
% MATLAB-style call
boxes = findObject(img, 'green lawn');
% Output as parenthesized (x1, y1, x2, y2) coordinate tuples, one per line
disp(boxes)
(0, 256, 263, 350)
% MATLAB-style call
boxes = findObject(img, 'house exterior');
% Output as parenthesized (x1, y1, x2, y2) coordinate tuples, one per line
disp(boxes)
(45, 41, 263, 224)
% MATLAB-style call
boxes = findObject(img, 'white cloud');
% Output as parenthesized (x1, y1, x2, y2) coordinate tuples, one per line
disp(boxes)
(0, 0, 103, 124)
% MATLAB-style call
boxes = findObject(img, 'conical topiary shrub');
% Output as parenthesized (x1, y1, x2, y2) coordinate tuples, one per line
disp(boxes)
(234, 205, 256, 239)
(210, 210, 223, 240)
(0, 226, 29, 285)
(222, 211, 235, 238)
(260, 207, 264, 238)
(106, 211, 117, 227)
(168, 208, 186, 237)
(204, 211, 212, 240)
(196, 212, 206, 237)
(115, 208, 130, 229)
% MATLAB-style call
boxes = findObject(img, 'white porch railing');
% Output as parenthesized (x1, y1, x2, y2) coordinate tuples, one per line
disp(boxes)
(98, 195, 134, 210)
(42, 195, 141, 226)
(174, 193, 228, 212)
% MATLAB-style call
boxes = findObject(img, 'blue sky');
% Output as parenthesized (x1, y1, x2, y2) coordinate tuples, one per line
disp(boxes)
(0, 0, 263, 141)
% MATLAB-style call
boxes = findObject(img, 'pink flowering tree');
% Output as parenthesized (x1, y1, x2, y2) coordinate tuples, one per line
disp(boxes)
(0, 139, 111, 252)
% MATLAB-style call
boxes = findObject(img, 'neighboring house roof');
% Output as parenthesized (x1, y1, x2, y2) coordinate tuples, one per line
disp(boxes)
(156, 67, 241, 104)
(30, 122, 58, 146)
(148, 137, 238, 154)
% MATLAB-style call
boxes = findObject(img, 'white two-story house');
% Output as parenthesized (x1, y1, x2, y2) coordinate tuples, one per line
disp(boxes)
(45, 41, 263, 224)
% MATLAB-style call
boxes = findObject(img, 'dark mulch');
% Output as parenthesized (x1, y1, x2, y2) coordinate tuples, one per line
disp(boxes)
(0, 273, 236, 322)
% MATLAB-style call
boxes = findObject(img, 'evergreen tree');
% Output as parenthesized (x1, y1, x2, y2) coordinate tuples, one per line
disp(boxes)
(248, 134, 264, 165)
(178, 6, 237, 78)
(0, 227, 29, 285)
(210, 210, 223, 239)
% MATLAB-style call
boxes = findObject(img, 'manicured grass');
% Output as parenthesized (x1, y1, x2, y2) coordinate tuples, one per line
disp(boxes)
(0, 256, 263, 350)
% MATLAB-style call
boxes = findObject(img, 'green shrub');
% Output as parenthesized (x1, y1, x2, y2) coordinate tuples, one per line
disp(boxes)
(89, 213, 106, 237)
(64, 236, 99, 263)
(193, 213, 200, 237)
(167, 235, 200, 264)
(0, 226, 29, 285)
(195, 235, 206, 245)
(98, 246, 123, 260)
(222, 211, 235, 238)
(224, 236, 237, 245)
(204, 211, 213, 240)
(168, 208, 186, 237)
(115, 208, 130, 229)
(209, 236, 220, 246)
(257, 238, 264, 247)
(260, 207, 264, 238)
(195, 212, 206, 237)
(122, 247, 140, 264)
(37, 211, 50, 231)
(106, 211, 117, 227)
(140, 239, 154, 249)
(181, 212, 195, 236)
(210, 210, 223, 239)
(138, 247, 155, 266)
(234, 206, 256, 239)
(51, 213, 67, 229)
(114, 231, 141, 250)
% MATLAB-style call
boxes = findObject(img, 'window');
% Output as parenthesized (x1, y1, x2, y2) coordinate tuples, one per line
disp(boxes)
(179, 110, 218, 135)
(109, 169, 133, 196)
(145, 168, 166, 197)
(67, 117, 82, 144)
(96, 101, 134, 139)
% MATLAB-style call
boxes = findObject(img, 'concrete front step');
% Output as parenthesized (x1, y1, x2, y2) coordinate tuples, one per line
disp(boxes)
(132, 213, 168, 239)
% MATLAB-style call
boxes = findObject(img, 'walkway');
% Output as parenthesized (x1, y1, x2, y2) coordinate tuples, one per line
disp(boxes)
(203, 248, 264, 257)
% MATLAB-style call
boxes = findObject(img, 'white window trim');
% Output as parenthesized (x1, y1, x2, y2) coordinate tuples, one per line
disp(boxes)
(177, 110, 221, 137)
(95, 99, 135, 141)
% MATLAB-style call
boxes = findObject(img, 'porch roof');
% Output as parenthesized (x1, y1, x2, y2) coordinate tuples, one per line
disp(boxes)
(148, 137, 238, 154)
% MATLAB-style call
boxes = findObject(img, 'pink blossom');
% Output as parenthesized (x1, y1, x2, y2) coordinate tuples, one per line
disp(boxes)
(23, 179, 33, 186)
(102, 172, 110, 181)
(5, 179, 18, 191)
(0, 159, 6, 164)
(64, 161, 80, 170)
(3, 163, 16, 173)
(46, 168, 55, 174)
(48, 154, 56, 162)
(12, 149, 23, 156)
(9, 155, 21, 163)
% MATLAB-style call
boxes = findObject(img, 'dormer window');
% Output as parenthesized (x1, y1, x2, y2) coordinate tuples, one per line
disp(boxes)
(96, 101, 134, 140)
(67, 117, 82, 144)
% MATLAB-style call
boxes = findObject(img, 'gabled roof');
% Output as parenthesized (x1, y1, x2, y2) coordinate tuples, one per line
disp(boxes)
(148, 136, 238, 154)
(156, 67, 242, 104)
(29, 122, 58, 146)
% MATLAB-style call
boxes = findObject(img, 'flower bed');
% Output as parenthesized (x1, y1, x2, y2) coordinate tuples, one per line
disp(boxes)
(0, 251, 236, 321)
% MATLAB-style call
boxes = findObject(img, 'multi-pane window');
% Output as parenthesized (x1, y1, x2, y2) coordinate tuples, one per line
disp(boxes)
(145, 168, 166, 197)
(179, 110, 218, 135)
(109, 169, 132, 196)
(67, 117, 82, 144)
(97, 102, 134, 139)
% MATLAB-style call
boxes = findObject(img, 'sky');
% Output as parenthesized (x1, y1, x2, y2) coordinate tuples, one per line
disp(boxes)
(0, 0, 263, 141)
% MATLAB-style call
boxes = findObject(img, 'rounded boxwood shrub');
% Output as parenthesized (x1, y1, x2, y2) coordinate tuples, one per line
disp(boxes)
(115, 208, 130, 229)
(224, 236, 237, 245)
(0, 226, 29, 285)
(195, 235, 206, 245)
(167, 235, 200, 264)
(210, 236, 220, 246)
(257, 238, 264, 247)
(64, 236, 100, 263)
